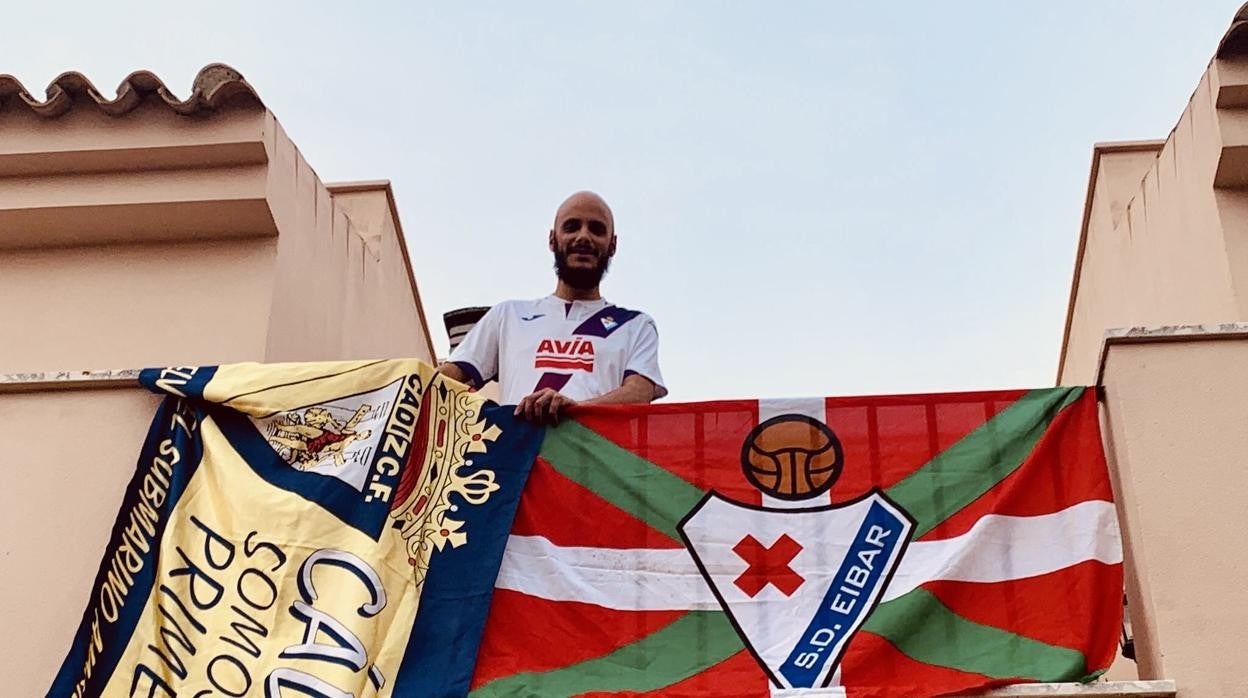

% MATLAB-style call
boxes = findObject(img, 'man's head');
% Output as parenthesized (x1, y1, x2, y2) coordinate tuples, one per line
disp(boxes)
(550, 191, 616, 292)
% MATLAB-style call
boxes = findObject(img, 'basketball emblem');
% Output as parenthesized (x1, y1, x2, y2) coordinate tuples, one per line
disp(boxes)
(741, 415, 843, 500)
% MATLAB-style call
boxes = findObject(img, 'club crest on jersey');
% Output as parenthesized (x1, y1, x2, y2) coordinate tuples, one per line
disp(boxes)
(534, 338, 596, 372)
(678, 415, 915, 690)
(600, 315, 618, 331)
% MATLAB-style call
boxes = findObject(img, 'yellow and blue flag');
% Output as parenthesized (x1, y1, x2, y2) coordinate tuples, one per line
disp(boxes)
(49, 360, 542, 698)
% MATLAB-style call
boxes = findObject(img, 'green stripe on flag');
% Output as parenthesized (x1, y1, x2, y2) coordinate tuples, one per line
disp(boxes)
(884, 387, 1084, 538)
(469, 611, 744, 698)
(511, 389, 1091, 692)
(539, 420, 706, 541)
(862, 588, 1087, 680)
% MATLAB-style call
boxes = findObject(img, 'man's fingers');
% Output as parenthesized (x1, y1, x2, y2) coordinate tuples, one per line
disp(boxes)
(527, 390, 552, 421)
(538, 392, 560, 424)
(516, 393, 539, 419)
(515, 389, 574, 424)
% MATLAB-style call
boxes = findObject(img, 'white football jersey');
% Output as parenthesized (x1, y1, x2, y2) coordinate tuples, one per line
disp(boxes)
(447, 295, 667, 404)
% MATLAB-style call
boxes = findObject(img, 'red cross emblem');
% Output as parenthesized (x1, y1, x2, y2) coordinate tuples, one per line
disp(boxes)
(733, 533, 804, 597)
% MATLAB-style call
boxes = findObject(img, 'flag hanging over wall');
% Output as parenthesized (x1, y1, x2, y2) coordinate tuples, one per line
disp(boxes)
(48, 360, 542, 698)
(471, 387, 1122, 698)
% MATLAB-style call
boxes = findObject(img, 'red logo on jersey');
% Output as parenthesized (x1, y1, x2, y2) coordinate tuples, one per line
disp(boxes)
(535, 338, 595, 372)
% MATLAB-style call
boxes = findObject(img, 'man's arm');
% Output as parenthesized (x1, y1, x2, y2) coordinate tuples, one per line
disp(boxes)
(514, 373, 657, 424)
(439, 304, 503, 390)
(582, 373, 659, 405)
(623, 317, 667, 399)
(437, 361, 472, 386)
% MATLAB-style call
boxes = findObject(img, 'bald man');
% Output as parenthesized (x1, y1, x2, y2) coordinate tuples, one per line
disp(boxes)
(439, 192, 667, 423)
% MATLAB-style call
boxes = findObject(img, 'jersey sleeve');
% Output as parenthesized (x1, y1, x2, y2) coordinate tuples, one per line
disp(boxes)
(447, 303, 504, 388)
(625, 315, 668, 400)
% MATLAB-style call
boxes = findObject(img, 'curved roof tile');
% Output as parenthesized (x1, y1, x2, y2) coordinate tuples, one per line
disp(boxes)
(0, 63, 261, 118)
(1218, 2, 1248, 59)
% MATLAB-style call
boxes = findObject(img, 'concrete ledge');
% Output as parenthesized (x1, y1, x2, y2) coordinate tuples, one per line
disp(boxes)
(0, 163, 278, 249)
(0, 368, 140, 393)
(1215, 57, 1248, 108)
(0, 198, 277, 249)
(776, 680, 1175, 697)
(0, 97, 268, 175)
(1095, 322, 1248, 385)
(1215, 106, 1248, 187)
(960, 681, 1176, 697)
(0, 141, 268, 177)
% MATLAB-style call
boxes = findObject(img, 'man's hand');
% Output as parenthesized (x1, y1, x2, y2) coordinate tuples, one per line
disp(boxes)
(514, 388, 578, 424)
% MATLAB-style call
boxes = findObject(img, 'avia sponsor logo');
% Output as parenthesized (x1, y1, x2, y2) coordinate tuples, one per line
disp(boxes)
(534, 338, 595, 372)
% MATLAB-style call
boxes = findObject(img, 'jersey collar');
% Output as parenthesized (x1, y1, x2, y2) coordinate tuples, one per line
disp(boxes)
(545, 294, 610, 320)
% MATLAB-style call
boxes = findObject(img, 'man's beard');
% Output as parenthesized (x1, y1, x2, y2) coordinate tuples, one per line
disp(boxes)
(554, 246, 611, 290)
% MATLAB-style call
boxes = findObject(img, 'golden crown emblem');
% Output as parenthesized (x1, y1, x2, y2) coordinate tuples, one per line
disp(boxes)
(388, 374, 502, 583)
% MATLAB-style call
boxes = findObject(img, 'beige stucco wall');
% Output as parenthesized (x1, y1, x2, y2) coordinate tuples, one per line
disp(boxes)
(1056, 24, 1248, 691)
(329, 186, 434, 362)
(1100, 332, 1248, 697)
(1060, 54, 1248, 385)
(0, 383, 161, 695)
(1061, 144, 1160, 385)
(260, 171, 435, 364)
(0, 69, 441, 694)
(1060, 78, 1242, 386)
(1, 239, 277, 371)
(0, 98, 435, 375)
(257, 119, 433, 364)
(0, 103, 276, 249)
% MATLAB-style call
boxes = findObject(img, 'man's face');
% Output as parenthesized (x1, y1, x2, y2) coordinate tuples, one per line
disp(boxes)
(550, 196, 616, 290)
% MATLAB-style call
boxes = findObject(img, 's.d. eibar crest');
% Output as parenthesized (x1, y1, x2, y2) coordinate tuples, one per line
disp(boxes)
(679, 415, 915, 690)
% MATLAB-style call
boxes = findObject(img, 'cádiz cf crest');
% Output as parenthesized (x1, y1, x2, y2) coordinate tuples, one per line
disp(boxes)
(247, 373, 503, 583)
(679, 415, 915, 690)
(254, 379, 401, 489)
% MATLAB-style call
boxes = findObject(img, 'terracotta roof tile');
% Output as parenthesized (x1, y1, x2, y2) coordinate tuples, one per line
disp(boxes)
(0, 63, 261, 118)
(1218, 2, 1248, 59)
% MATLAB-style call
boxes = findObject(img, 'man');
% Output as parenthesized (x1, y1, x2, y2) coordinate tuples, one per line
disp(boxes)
(439, 191, 667, 422)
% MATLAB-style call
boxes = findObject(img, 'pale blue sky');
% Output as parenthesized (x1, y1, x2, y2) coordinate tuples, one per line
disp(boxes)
(5, 2, 1237, 400)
